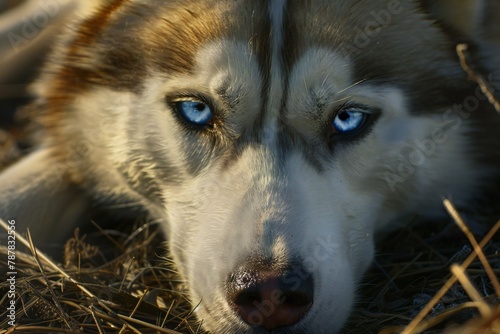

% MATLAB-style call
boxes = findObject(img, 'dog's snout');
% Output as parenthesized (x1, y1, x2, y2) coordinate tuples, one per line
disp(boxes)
(227, 264, 314, 331)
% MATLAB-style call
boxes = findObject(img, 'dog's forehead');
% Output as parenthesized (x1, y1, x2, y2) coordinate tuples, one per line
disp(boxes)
(132, 0, 443, 73)
(57, 0, 446, 79)
(109, 0, 454, 95)
(44, 0, 462, 119)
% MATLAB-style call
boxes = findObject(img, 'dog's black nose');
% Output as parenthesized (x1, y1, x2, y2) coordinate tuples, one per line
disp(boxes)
(227, 264, 314, 331)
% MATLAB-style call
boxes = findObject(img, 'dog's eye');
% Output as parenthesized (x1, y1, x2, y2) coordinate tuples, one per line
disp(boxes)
(175, 101, 213, 126)
(332, 108, 367, 134)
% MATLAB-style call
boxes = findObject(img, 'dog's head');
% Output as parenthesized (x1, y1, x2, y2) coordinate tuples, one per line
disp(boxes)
(37, 0, 499, 332)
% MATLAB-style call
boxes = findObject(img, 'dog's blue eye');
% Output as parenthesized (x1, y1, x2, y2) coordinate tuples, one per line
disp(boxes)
(176, 101, 213, 126)
(332, 108, 367, 134)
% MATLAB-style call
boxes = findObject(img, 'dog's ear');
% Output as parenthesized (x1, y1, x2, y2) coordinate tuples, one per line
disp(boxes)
(421, 0, 500, 80)
(420, 0, 480, 41)
(474, 0, 500, 62)
(422, 0, 500, 41)
(420, 0, 500, 46)
(0, 149, 90, 253)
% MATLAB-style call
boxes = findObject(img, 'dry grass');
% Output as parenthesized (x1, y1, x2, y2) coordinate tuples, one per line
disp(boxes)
(0, 205, 499, 334)
(0, 220, 203, 334)
(345, 204, 500, 334)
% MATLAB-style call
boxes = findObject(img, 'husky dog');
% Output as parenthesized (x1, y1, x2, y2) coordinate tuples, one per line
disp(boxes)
(1, 0, 499, 332)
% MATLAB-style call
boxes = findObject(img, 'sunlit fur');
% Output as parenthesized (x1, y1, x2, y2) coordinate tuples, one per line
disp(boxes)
(1, 1, 499, 333)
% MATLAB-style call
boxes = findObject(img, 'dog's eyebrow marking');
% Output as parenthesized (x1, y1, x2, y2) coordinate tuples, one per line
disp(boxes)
(214, 80, 242, 111)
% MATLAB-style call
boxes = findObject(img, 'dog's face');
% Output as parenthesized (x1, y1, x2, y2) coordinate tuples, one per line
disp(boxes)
(35, 0, 496, 332)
